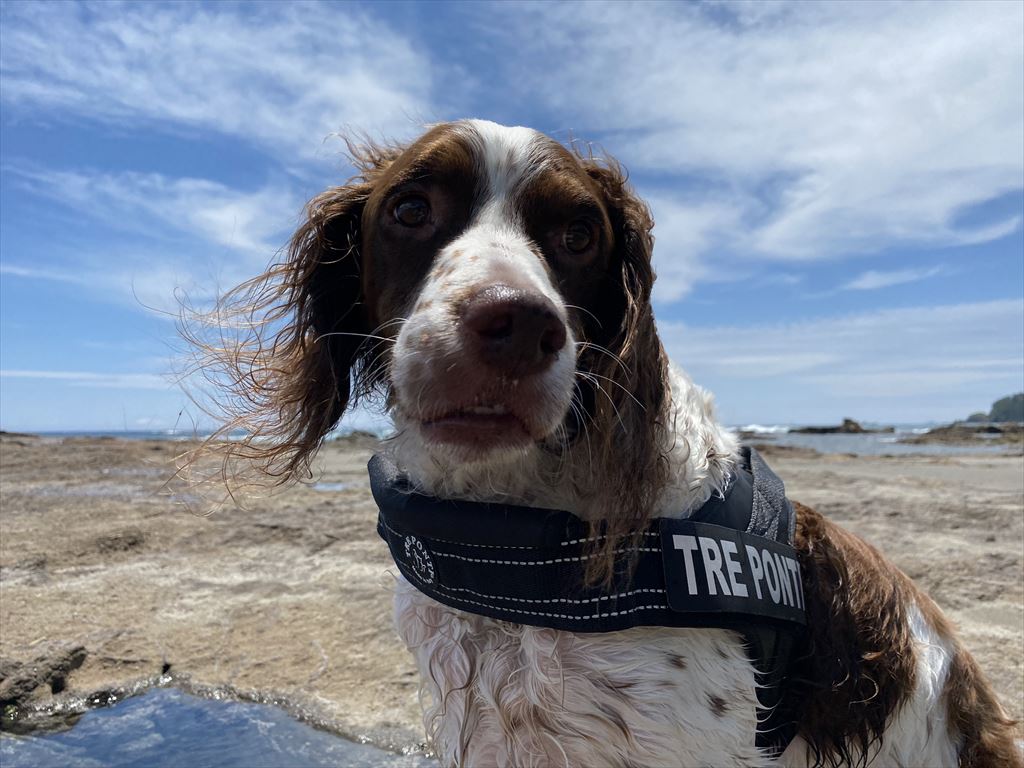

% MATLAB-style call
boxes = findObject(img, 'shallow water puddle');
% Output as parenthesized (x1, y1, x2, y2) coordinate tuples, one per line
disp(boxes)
(0, 688, 434, 768)
(311, 481, 360, 492)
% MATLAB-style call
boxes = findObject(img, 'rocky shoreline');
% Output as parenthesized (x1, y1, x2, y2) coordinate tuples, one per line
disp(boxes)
(1, 434, 1022, 746)
(789, 418, 894, 434)
(902, 421, 1024, 446)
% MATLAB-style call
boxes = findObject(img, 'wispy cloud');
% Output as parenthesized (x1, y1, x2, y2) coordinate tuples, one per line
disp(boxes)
(0, 2, 443, 159)
(0, 369, 170, 390)
(660, 299, 1024, 421)
(10, 166, 299, 256)
(645, 196, 739, 302)
(1, 254, 234, 317)
(3, 164, 306, 315)
(497, 1, 1023, 265)
(840, 266, 948, 292)
(0, 263, 90, 285)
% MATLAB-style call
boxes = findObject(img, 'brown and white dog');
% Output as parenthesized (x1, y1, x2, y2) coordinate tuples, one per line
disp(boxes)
(194, 120, 1020, 767)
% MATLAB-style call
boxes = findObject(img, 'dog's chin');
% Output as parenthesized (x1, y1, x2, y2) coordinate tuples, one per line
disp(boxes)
(421, 412, 531, 449)
(407, 405, 567, 464)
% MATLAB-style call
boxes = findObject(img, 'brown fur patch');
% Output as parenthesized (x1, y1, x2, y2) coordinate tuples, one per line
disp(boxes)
(557, 151, 669, 586)
(784, 501, 1022, 767)
(433, 262, 456, 279)
(707, 693, 729, 717)
(668, 653, 688, 670)
(782, 501, 918, 765)
(943, 644, 1022, 767)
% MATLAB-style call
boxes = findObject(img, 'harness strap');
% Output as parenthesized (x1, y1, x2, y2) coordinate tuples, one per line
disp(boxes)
(370, 448, 805, 752)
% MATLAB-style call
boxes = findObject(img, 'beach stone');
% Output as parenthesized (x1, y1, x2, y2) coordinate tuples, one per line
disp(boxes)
(0, 644, 87, 708)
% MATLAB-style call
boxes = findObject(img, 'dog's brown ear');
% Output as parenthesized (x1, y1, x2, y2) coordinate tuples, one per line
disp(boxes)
(280, 181, 376, 456)
(180, 146, 397, 495)
(283, 140, 405, 452)
(577, 157, 670, 583)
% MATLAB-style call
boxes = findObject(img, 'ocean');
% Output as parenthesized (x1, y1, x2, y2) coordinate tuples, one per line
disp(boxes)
(735, 424, 1018, 456)
(18, 424, 1017, 457)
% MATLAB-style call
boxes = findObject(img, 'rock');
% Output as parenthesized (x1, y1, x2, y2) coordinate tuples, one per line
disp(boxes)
(0, 644, 87, 711)
(902, 422, 1024, 446)
(791, 418, 887, 434)
(94, 528, 146, 554)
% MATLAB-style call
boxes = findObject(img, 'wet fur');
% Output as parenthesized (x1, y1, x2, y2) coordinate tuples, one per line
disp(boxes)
(184, 120, 1021, 766)
(782, 503, 1020, 767)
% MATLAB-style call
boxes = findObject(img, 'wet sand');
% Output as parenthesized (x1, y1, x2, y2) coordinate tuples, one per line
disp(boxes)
(1, 434, 1021, 749)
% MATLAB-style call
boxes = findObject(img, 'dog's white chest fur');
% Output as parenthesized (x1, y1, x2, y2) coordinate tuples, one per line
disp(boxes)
(389, 369, 776, 767)
(392, 579, 962, 768)
(394, 580, 769, 767)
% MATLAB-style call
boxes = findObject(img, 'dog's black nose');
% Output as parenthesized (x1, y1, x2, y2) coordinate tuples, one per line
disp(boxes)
(462, 285, 567, 377)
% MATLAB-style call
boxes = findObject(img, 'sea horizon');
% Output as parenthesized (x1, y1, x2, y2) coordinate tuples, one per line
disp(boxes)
(4, 420, 1019, 458)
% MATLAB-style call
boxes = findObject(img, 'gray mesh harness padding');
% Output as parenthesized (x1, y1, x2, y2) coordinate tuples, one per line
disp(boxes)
(749, 447, 794, 542)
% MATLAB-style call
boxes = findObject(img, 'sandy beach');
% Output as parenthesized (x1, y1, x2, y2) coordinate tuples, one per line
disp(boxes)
(1, 434, 1021, 751)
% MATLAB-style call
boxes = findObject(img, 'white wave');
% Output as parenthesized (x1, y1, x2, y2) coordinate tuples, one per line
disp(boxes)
(735, 424, 791, 434)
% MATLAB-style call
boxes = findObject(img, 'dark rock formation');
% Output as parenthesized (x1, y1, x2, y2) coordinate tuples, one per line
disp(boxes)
(791, 419, 894, 434)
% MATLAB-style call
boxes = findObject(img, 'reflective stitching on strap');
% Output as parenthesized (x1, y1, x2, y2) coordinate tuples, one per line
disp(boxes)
(395, 534, 543, 550)
(380, 519, 563, 551)
(380, 519, 660, 564)
(385, 521, 661, 549)
(380, 519, 539, 550)
(430, 588, 670, 620)
(437, 583, 666, 605)
(559, 532, 660, 546)
(433, 547, 661, 566)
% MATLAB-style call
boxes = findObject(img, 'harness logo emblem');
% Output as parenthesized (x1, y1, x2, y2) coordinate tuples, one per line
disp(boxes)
(403, 535, 436, 585)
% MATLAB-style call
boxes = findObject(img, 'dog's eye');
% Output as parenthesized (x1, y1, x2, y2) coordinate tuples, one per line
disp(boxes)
(563, 221, 593, 254)
(395, 196, 430, 227)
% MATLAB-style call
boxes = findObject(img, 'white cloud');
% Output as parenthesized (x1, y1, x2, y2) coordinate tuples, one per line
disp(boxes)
(0, 369, 170, 390)
(10, 166, 299, 257)
(646, 195, 739, 302)
(841, 266, 947, 292)
(499, 1, 1023, 263)
(2, 253, 236, 318)
(3, 165, 306, 315)
(0, 1, 441, 158)
(659, 299, 1024, 423)
(0, 263, 91, 285)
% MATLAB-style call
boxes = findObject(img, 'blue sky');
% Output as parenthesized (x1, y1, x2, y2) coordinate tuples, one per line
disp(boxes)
(1, 0, 1022, 432)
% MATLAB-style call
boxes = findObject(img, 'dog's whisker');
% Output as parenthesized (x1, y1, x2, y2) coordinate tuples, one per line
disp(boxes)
(577, 369, 645, 410)
(575, 341, 629, 375)
(314, 331, 397, 345)
(564, 303, 603, 330)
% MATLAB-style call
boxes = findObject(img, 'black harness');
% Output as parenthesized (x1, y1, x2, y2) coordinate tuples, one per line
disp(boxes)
(371, 447, 805, 752)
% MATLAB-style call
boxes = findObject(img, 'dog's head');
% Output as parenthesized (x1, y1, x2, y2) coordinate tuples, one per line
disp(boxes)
(299, 120, 664, 459)
(194, 120, 669, 567)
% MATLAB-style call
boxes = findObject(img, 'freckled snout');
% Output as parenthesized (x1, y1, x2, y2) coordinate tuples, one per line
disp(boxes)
(461, 285, 567, 378)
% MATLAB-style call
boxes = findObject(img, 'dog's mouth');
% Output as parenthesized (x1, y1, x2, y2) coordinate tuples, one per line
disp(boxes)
(419, 402, 533, 449)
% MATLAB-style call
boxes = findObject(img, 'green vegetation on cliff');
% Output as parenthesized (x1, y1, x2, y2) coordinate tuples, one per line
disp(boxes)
(988, 393, 1024, 423)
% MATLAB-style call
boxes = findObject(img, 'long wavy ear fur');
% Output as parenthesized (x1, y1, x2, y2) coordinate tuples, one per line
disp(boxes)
(177, 144, 398, 504)
(575, 154, 670, 584)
